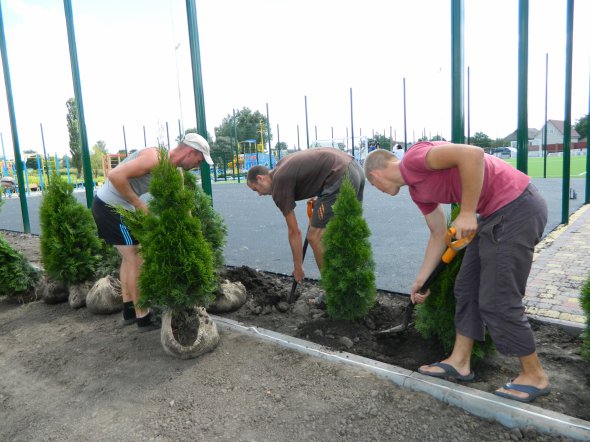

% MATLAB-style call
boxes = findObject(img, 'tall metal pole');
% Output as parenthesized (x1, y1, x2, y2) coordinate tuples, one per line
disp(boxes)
(304, 96, 309, 149)
(143, 125, 147, 147)
(185, 0, 212, 197)
(350, 87, 355, 157)
(40, 123, 49, 185)
(0, 133, 8, 175)
(561, 0, 574, 225)
(467, 66, 471, 144)
(543, 53, 548, 178)
(277, 123, 281, 160)
(331, 126, 334, 148)
(266, 102, 272, 168)
(64, 0, 94, 207)
(403, 78, 408, 150)
(586, 66, 590, 204)
(0, 1, 30, 232)
(165, 121, 170, 151)
(516, 0, 529, 174)
(233, 109, 240, 184)
(451, 0, 464, 145)
(122, 125, 128, 155)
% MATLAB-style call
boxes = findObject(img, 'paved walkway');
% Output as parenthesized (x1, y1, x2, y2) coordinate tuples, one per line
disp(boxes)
(525, 204, 590, 331)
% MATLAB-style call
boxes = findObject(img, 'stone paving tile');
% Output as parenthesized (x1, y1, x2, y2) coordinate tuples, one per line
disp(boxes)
(524, 205, 589, 328)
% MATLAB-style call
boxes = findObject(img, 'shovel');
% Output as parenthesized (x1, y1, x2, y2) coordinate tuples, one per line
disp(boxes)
(288, 198, 315, 304)
(376, 227, 475, 335)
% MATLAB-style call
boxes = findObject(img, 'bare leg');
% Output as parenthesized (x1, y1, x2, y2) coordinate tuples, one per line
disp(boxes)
(495, 352, 550, 400)
(115, 245, 148, 318)
(418, 333, 474, 378)
(307, 226, 325, 271)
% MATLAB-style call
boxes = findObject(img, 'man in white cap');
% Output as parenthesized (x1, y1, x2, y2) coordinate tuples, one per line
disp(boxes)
(92, 133, 213, 331)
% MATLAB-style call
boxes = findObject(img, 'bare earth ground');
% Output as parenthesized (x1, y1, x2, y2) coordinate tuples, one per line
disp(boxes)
(0, 230, 587, 441)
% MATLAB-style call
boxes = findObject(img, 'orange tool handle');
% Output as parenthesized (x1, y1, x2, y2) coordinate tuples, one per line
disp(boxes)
(441, 227, 475, 264)
(306, 198, 315, 220)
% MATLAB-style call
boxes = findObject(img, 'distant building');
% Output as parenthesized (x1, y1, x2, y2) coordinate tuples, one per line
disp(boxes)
(531, 120, 580, 145)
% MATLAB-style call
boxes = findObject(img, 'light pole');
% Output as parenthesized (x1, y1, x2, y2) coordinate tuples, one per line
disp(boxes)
(174, 42, 184, 137)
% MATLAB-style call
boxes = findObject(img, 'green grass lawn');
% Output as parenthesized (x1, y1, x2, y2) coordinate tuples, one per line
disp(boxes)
(504, 155, 588, 178)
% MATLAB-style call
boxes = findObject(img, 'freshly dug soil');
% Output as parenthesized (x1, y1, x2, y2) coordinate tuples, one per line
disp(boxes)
(219, 265, 590, 422)
(2, 229, 589, 429)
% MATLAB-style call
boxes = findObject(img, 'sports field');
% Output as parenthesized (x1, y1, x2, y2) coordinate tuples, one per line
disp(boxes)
(504, 155, 588, 178)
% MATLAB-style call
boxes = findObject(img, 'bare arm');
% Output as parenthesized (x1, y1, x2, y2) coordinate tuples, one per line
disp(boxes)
(410, 204, 447, 304)
(284, 210, 304, 282)
(107, 148, 159, 211)
(425, 143, 484, 239)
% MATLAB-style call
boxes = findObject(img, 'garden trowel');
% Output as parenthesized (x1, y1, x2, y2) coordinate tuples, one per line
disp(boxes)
(376, 227, 475, 334)
(288, 198, 315, 303)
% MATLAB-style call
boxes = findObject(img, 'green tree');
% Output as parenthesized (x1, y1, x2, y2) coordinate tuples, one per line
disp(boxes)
(415, 205, 494, 362)
(574, 113, 589, 140)
(91, 140, 108, 179)
(212, 108, 270, 156)
(24, 150, 39, 170)
(184, 170, 227, 271)
(0, 234, 41, 299)
(471, 131, 492, 148)
(40, 173, 103, 285)
(368, 133, 392, 150)
(66, 98, 82, 177)
(321, 177, 376, 320)
(118, 150, 217, 311)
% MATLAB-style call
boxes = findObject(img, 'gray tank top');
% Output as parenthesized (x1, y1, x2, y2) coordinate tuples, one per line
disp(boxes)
(96, 148, 156, 209)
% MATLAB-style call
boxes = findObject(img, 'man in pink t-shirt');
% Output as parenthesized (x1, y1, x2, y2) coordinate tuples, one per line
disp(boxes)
(364, 142, 550, 403)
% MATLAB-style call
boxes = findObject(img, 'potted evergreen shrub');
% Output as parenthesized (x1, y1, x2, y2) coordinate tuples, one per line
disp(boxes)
(0, 199, 41, 302)
(39, 173, 104, 306)
(321, 176, 376, 320)
(119, 150, 219, 359)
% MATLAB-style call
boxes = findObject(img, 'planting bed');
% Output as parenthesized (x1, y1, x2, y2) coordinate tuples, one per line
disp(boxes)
(219, 265, 590, 422)
(1, 229, 589, 441)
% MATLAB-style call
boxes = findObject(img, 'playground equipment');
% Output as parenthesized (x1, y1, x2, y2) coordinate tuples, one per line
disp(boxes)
(102, 153, 127, 176)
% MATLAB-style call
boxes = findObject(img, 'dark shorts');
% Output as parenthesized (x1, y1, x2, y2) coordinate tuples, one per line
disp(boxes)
(310, 160, 365, 228)
(92, 196, 138, 246)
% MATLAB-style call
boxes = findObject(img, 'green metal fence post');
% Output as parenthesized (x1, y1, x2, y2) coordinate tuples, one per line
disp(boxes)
(63, 0, 94, 208)
(516, 0, 529, 174)
(185, 0, 212, 199)
(561, 0, 574, 225)
(0, 1, 30, 232)
(451, 0, 464, 144)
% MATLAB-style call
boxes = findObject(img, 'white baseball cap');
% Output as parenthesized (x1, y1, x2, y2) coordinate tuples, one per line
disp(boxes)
(182, 133, 213, 165)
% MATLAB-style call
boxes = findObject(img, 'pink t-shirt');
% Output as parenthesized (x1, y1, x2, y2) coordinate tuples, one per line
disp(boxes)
(399, 142, 530, 218)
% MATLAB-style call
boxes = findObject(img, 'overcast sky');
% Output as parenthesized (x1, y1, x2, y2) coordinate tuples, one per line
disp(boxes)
(0, 0, 589, 160)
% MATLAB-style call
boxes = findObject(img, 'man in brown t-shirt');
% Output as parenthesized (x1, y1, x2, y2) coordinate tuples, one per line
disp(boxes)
(246, 148, 365, 284)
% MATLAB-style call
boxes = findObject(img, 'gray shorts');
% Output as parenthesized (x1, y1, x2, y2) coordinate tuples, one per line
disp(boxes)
(310, 160, 365, 228)
(454, 184, 547, 357)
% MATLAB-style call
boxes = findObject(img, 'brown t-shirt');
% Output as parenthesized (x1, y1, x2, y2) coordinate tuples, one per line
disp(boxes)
(270, 148, 353, 216)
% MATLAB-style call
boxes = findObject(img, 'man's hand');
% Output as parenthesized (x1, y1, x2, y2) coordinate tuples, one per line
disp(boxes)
(410, 280, 430, 304)
(135, 201, 149, 214)
(292, 266, 305, 283)
(452, 211, 477, 240)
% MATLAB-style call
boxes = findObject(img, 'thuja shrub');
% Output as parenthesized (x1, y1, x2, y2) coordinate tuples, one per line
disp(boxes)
(0, 222, 41, 299)
(40, 173, 102, 285)
(183, 170, 227, 271)
(321, 176, 376, 320)
(581, 275, 590, 362)
(415, 205, 494, 362)
(118, 149, 217, 311)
